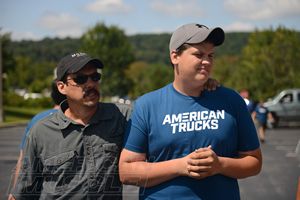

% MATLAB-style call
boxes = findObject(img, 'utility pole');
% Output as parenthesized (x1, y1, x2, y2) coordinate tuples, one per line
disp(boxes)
(0, 37, 3, 123)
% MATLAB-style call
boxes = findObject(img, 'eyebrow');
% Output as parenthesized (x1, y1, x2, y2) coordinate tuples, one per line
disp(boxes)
(191, 48, 215, 54)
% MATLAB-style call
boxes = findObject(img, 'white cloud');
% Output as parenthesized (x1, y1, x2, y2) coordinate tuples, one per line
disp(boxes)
(151, 0, 205, 17)
(1, 27, 41, 41)
(12, 31, 42, 41)
(224, 22, 255, 32)
(224, 0, 300, 20)
(85, 0, 131, 14)
(38, 13, 84, 38)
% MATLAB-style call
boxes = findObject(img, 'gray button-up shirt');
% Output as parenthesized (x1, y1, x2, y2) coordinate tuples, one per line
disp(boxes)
(13, 101, 132, 199)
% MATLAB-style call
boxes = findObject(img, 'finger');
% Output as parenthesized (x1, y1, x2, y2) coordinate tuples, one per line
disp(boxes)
(188, 164, 212, 172)
(188, 157, 214, 166)
(195, 145, 212, 152)
(207, 80, 213, 91)
(188, 171, 209, 179)
(190, 152, 209, 159)
(193, 149, 213, 158)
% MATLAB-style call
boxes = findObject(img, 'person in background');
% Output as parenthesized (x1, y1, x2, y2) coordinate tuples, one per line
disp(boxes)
(11, 52, 132, 199)
(119, 23, 262, 199)
(252, 100, 273, 143)
(239, 89, 255, 113)
(8, 81, 66, 200)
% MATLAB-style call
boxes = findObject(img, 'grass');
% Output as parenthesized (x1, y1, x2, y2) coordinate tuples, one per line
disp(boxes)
(0, 106, 47, 126)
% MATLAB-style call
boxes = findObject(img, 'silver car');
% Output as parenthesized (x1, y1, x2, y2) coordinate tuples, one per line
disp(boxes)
(263, 88, 300, 127)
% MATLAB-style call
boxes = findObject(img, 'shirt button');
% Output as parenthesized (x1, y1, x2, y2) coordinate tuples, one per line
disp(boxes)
(90, 181, 97, 187)
(87, 147, 92, 155)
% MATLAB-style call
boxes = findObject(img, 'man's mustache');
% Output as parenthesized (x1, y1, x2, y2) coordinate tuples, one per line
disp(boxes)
(83, 88, 100, 98)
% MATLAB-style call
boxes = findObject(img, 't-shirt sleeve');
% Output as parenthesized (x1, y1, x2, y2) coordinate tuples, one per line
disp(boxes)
(19, 122, 32, 150)
(123, 99, 149, 153)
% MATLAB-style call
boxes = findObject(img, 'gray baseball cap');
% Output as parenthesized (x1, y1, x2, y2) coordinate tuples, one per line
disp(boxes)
(169, 23, 225, 52)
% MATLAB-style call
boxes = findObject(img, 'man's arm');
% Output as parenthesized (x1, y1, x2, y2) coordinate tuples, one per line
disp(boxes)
(11, 131, 43, 199)
(119, 147, 262, 188)
(119, 149, 193, 188)
(8, 150, 24, 200)
(13, 151, 24, 187)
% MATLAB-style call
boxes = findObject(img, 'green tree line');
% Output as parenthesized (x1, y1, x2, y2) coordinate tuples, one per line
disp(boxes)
(1, 23, 300, 107)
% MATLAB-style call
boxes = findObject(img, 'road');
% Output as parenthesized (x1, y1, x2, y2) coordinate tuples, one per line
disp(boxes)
(0, 125, 299, 200)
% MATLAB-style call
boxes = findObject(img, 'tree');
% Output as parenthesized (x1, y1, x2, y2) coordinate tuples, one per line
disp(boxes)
(80, 22, 134, 97)
(213, 27, 300, 101)
(6, 55, 55, 92)
(238, 27, 300, 100)
(128, 33, 171, 65)
(125, 61, 173, 99)
(0, 31, 16, 92)
(11, 37, 81, 63)
(212, 55, 240, 87)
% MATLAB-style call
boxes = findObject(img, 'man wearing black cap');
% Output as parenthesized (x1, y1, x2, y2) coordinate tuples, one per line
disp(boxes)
(12, 52, 132, 199)
(119, 23, 262, 199)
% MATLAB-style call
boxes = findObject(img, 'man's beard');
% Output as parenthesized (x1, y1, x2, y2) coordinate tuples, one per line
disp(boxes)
(82, 88, 100, 106)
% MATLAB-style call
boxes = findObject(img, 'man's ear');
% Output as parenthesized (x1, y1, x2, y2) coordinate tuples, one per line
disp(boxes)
(170, 51, 180, 65)
(56, 81, 67, 95)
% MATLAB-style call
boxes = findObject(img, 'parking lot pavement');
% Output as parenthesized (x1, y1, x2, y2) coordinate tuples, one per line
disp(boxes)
(239, 127, 300, 200)
(0, 125, 299, 200)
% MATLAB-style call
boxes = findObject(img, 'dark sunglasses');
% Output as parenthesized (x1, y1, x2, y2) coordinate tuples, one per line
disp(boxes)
(68, 72, 101, 85)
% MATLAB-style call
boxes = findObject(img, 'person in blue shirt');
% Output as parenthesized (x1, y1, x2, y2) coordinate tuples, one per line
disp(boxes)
(9, 81, 66, 199)
(239, 89, 255, 113)
(19, 82, 66, 150)
(119, 23, 262, 200)
(252, 100, 273, 143)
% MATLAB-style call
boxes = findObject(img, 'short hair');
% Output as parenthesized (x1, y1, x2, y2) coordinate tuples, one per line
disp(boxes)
(50, 81, 66, 105)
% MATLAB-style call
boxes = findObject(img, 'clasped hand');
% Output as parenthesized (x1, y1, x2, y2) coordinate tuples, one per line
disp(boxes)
(184, 146, 222, 179)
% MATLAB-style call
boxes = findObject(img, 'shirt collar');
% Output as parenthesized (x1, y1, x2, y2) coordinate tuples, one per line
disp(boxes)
(57, 100, 113, 129)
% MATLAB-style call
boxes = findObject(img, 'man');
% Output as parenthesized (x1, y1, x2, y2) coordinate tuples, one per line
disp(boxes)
(8, 81, 66, 200)
(239, 89, 255, 113)
(119, 23, 262, 199)
(12, 52, 131, 199)
(252, 100, 273, 143)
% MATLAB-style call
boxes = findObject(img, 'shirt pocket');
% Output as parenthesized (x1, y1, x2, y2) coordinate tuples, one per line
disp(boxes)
(42, 151, 77, 194)
(103, 143, 119, 154)
(95, 143, 120, 173)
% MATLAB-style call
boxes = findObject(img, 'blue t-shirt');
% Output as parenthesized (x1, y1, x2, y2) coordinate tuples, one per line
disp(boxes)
(254, 105, 269, 124)
(124, 84, 260, 200)
(20, 109, 58, 149)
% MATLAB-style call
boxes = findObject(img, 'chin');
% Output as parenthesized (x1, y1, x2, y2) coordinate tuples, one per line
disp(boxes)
(195, 77, 208, 85)
(84, 103, 98, 108)
(84, 99, 99, 107)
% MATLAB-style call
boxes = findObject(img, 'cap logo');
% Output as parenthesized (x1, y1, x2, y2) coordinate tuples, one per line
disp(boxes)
(71, 52, 87, 58)
(195, 24, 208, 29)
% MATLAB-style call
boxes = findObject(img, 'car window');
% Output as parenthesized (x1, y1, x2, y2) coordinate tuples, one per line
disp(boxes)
(298, 92, 300, 101)
(280, 94, 293, 103)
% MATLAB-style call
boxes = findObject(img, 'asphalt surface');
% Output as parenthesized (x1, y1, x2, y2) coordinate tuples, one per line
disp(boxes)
(0, 125, 299, 200)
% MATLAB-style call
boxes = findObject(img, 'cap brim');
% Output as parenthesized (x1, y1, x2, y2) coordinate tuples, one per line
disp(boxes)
(206, 27, 225, 46)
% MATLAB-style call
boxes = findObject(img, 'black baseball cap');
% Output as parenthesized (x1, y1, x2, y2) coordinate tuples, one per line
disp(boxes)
(169, 23, 225, 52)
(56, 52, 104, 80)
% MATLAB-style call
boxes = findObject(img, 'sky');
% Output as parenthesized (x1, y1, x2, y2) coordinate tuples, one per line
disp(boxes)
(1, 0, 300, 41)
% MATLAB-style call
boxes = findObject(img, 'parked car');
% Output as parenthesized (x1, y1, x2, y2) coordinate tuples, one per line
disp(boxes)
(263, 88, 300, 127)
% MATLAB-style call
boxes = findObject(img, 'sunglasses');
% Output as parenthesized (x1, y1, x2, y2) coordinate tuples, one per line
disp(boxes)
(67, 72, 101, 85)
